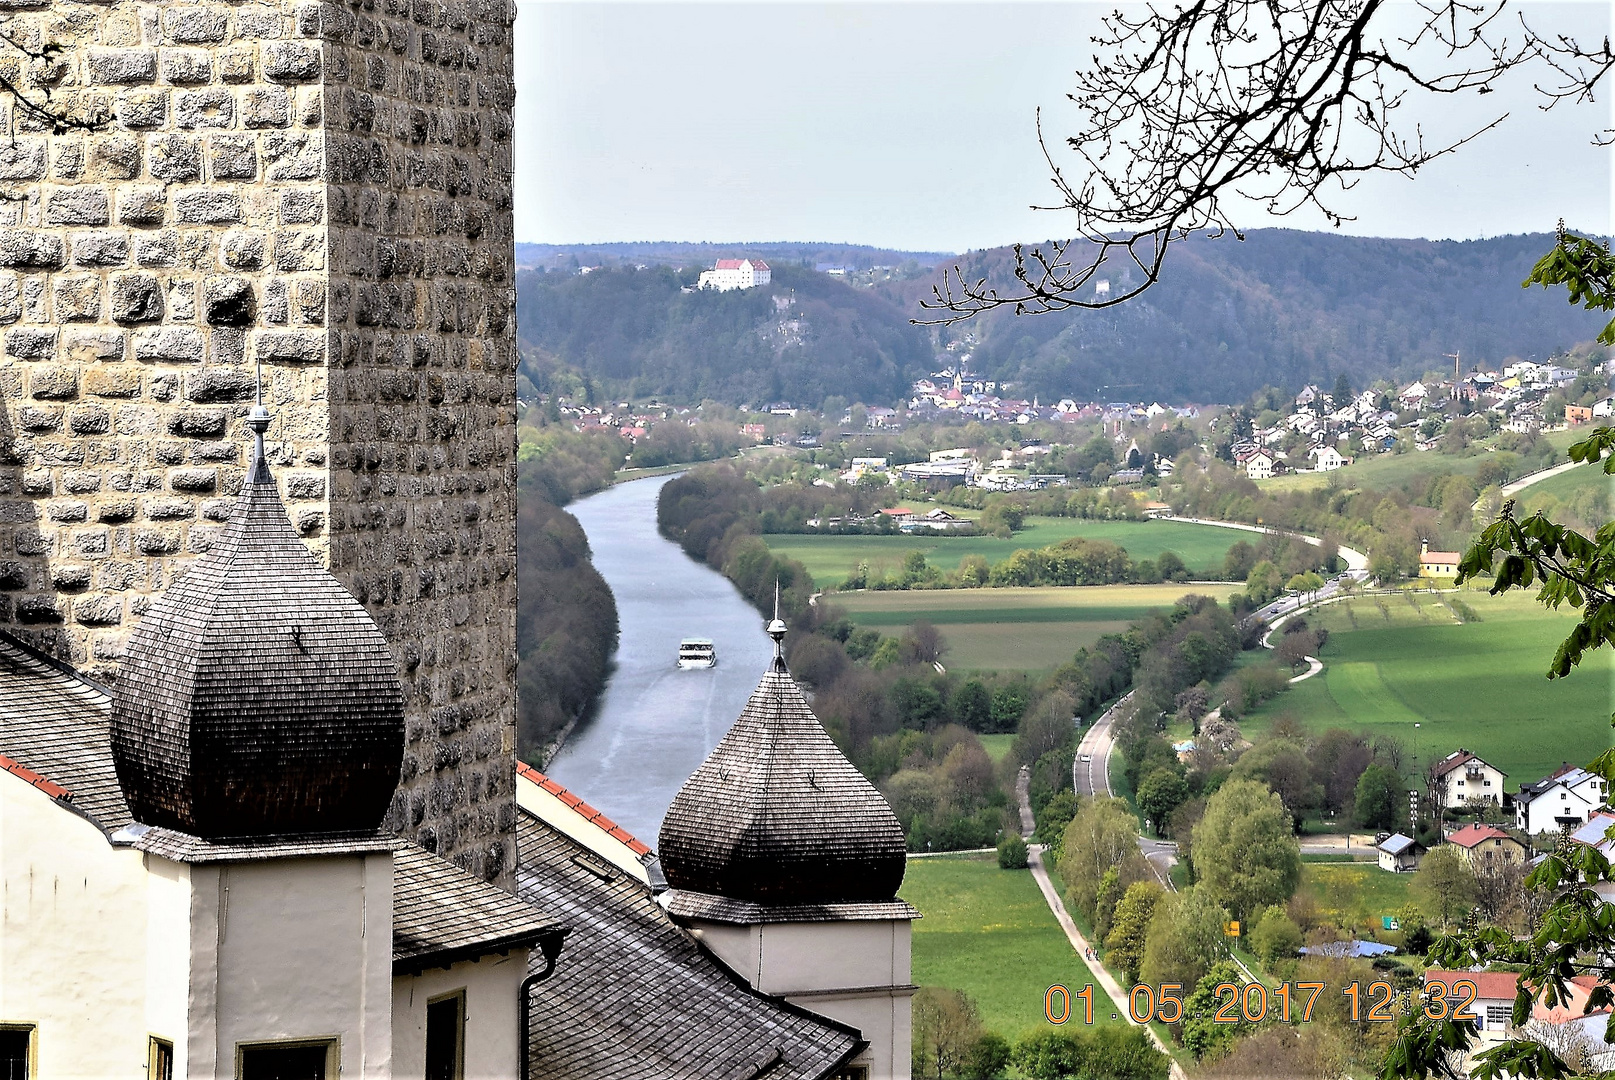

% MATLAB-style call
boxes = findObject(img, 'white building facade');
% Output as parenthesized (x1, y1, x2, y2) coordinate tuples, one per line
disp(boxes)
(699, 259, 773, 291)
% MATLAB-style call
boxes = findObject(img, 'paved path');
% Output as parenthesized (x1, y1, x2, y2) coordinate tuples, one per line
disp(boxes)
(1074, 690, 1133, 798)
(1156, 515, 1369, 572)
(1027, 845, 1189, 1080)
(1015, 765, 1036, 839)
(1500, 457, 1583, 497)
(1290, 655, 1324, 682)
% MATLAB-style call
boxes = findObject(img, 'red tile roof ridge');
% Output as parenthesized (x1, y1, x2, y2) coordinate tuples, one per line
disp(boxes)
(1447, 824, 1512, 847)
(1424, 969, 1521, 1000)
(515, 762, 652, 856)
(0, 753, 71, 801)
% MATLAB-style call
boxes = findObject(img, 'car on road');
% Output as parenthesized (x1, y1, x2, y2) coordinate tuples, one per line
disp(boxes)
(1078, 754, 1091, 762)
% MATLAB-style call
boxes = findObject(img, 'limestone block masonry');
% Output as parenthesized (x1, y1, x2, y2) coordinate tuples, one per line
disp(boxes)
(0, 0, 520, 885)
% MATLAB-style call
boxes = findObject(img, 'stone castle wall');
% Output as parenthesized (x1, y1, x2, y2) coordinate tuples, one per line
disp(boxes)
(0, 0, 519, 884)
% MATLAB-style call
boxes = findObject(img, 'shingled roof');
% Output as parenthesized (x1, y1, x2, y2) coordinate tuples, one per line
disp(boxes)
(109, 440, 404, 839)
(0, 629, 127, 829)
(0, 624, 557, 977)
(657, 640, 907, 906)
(518, 809, 864, 1080)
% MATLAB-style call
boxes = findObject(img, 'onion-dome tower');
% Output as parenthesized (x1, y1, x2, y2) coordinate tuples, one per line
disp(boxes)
(658, 597, 907, 905)
(109, 384, 405, 838)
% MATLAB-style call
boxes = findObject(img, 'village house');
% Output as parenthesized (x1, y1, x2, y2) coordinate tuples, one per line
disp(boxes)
(1446, 824, 1527, 870)
(1311, 445, 1351, 471)
(1425, 971, 1522, 1047)
(1377, 833, 1425, 873)
(1517, 764, 1611, 836)
(1239, 449, 1279, 479)
(1431, 749, 1507, 810)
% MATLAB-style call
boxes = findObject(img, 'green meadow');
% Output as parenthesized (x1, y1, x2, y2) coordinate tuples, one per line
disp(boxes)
(1256, 429, 1580, 494)
(903, 853, 1123, 1039)
(1244, 591, 1615, 787)
(1515, 460, 1614, 506)
(764, 516, 1245, 586)
(1298, 863, 1419, 935)
(831, 584, 1243, 671)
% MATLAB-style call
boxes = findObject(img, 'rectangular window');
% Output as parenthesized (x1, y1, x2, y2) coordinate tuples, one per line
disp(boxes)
(832, 1069, 870, 1080)
(239, 1040, 333, 1080)
(0, 1027, 32, 1080)
(150, 1038, 174, 1080)
(425, 991, 466, 1080)
(1485, 1004, 1511, 1029)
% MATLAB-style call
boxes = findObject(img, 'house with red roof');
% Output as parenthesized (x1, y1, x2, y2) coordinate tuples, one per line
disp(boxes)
(1426, 970, 1522, 1045)
(1447, 823, 1527, 869)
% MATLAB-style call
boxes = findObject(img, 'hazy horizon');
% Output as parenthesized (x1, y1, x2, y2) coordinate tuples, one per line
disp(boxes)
(515, 2, 1613, 252)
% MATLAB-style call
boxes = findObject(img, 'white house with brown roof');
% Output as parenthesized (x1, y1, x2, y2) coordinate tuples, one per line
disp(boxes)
(1431, 749, 1507, 809)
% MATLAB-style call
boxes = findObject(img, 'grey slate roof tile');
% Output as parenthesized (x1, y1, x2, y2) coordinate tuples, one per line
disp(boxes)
(518, 809, 864, 1080)
(0, 629, 129, 830)
(658, 659, 907, 905)
(109, 468, 405, 839)
(393, 842, 566, 972)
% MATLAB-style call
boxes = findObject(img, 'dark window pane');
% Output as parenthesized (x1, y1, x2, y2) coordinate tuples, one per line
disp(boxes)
(425, 996, 462, 1080)
(240, 1044, 327, 1080)
(0, 1030, 27, 1080)
(152, 1040, 174, 1080)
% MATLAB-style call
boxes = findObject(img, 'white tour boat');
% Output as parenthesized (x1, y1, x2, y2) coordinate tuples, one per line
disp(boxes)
(677, 638, 717, 669)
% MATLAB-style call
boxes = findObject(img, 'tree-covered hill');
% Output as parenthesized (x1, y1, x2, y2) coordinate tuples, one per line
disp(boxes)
(515, 263, 933, 407)
(515, 230, 1610, 407)
(937, 230, 1610, 402)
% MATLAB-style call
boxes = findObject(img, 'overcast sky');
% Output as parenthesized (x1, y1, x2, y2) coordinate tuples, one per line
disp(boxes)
(513, 2, 1614, 253)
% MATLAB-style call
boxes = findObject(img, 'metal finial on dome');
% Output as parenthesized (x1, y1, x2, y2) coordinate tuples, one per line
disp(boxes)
(248, 361, 272, 483)
(766, 579, 787, 660)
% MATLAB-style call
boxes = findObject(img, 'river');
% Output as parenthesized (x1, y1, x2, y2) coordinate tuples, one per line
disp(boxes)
(545, 474, 776, 847)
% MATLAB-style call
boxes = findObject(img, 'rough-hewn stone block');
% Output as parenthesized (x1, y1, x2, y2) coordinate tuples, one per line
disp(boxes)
(203, 276, 256, 326)
(163, 8, 230, 45)
(46, 188, 111, 227)
(133, 327, 205, 362)
(160, 49, 214, 85)
(173, 189, 242, 224)
(108, 274, 165, 325)
(88, 48, 158, 85)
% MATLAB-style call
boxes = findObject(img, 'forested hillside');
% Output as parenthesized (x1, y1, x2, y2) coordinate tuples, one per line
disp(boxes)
(516, 263, 932, 406)
(930, 230, 1611, 402)
(517, 230, 1609, 406)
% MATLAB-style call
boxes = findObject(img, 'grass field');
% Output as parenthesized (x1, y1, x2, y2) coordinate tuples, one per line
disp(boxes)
(1516, 461, 1614, 504)
(1299, 863, 1419, 933)
(831, 584, 1243, 671)
(903, 853, 1120, 1039)
(978, 734, 1016, 763)
(1245, 591, 1615, 787)
(1256, 429, 1580, 494)
(765, 517, 1245, 586)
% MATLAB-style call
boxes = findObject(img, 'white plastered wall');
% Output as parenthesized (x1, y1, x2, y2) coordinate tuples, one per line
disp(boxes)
(188, 853, 394, 1080)
(391, 952, 527, 1080)
(690, 918, 914, 1080)
(0, 773, 190, 1079)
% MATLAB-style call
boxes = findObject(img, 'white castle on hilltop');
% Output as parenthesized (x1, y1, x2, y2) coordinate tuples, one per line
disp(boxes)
(699, 258, 772, 291)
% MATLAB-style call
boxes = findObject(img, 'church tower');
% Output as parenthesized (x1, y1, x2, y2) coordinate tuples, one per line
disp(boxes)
(0, 0, 519, 882)
(658, 614, 917, 1080)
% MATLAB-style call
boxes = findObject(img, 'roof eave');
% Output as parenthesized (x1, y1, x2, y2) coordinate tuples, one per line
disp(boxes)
(393, 924, 570, 976)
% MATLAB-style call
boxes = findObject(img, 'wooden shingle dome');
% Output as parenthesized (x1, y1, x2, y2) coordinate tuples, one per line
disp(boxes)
(110, 409, 404, 838)
(658, 624, 907, 905)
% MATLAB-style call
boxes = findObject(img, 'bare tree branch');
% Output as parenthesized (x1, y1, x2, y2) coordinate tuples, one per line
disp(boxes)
(920, 0, 1612, 324)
